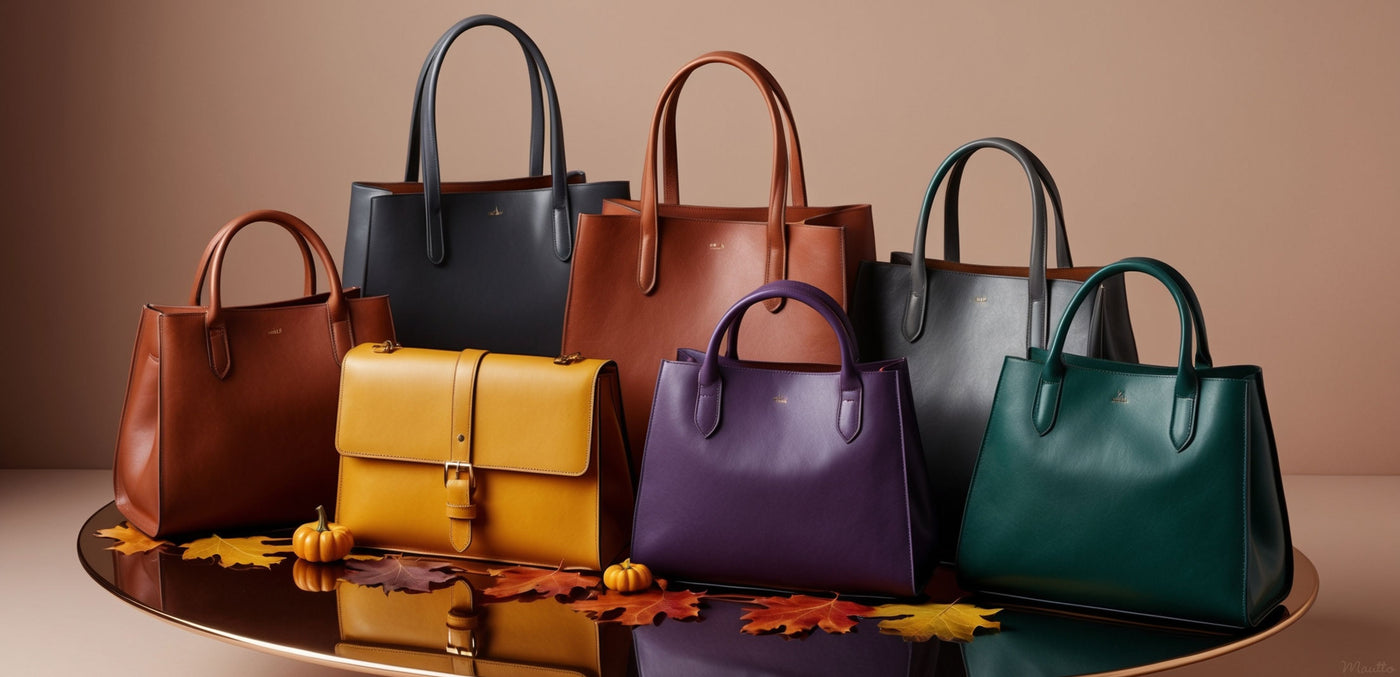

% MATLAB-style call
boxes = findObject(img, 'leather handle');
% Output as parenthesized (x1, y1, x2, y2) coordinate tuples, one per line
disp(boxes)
(721, 279, 855, 359)
(943, 146, 1072, 267)
(417, 16, 573, 266)
(904, 138, 1051, 349)
(658, 61, 807, 207)
(639, 51, 791, 313)
(404, 25, 545, 181)
(201, 210, 352, 380)
(1035, 257, 1210, 451)
(695, 281, 863, 443)
(188, 223, 317, 305)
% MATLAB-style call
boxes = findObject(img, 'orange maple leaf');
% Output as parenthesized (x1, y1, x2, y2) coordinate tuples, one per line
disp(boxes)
(739, 594, 878, 636)
(94, 522, 171, 555)
(569, 585, 705, 626)
(483, 564, 601, 600)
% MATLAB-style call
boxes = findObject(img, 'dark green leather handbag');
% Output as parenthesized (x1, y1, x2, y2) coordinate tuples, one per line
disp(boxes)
(958, 257, 1292, 628)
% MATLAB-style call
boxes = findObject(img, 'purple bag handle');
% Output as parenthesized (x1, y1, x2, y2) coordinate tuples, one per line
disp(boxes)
(720, 279, 856, 359)
(695, 281, 863, 443)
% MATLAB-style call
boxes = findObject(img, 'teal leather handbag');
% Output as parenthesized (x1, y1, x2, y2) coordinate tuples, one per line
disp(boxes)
(958, 257, 1292, 628)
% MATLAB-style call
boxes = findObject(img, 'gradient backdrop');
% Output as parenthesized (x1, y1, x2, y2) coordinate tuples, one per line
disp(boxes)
(2, 1, 1396, 474)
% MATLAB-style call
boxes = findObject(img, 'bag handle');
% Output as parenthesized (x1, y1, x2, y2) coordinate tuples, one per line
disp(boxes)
(201, 210, 353, 380)
(905, 138, 1056, 347)
(416, 15, 573, 265)
(658, 61, 807, 207)
(1034, 257, 1212, 451)
(942, 145, 1071, 267)
(638, 52, 792, 313)
(188, 224, 317, 305)
(694, 281, 863, 443)
(404, 22, 546, 181)
(720, 279, 855, 359)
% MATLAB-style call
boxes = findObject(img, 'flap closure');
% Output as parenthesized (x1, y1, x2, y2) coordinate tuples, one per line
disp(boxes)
(336, 344, 604, 477)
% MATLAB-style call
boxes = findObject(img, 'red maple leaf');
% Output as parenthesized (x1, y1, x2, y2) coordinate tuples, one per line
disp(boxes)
(569, 585, 705, 625)
(738, 594, 878, 636)
(342, 555, 463, 594)
(482, 564, 601, 600)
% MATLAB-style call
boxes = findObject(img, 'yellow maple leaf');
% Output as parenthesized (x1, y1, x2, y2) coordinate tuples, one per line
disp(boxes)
(94, 522, 170, 555)
(179, 535, 290, 568)
(869, 601, 1002, 642)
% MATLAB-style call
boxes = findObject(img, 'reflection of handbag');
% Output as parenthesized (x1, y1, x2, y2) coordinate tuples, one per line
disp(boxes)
(344, 15, 628, 355)
(632, 281, 933, 596)
(850, 138, 1137, 560)
(334, 345, 633, 570)
(336, 578, 631, 677)
(633, 599, 938, 677)
(959, 257, 1292, 628)
(113, 210, 395, 537)
(562, 51, 875, 464)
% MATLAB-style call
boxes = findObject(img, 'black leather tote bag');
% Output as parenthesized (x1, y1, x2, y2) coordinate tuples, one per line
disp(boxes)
(344, 15, 629, 354)
(849, 137, 1138, 561)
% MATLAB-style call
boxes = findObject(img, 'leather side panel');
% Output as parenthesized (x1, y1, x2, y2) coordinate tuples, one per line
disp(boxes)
(113, 306, 165, 535)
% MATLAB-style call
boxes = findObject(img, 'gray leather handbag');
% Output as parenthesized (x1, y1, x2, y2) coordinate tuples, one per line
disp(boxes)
(849, 137, 1138, 561)
(343, 15, 628, 355)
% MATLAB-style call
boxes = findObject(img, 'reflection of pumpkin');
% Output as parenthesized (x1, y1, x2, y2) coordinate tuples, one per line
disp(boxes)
(603, 559, 654, 593)
(292, 505, 354, 562)
(292, 559, 343, 593)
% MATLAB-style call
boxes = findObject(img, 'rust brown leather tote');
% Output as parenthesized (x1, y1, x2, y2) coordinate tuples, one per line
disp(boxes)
(561, 51, 875, 462)
(113, 210, 395, 538)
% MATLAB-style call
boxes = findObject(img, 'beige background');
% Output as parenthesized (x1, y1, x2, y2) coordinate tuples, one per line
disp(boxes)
(2, 0, 1398, 473)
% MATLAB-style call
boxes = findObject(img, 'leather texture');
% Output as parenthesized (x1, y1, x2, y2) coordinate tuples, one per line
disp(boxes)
(633, 599, 938, 677)
(335, 344, 633, 570)
(343, 15, 628, 355)
(336, 576, 631, 677)
(958, 257, 1292, 628)
(112, 210, 395, 538)
(631, 281, 933, 597)
(561, 51, 875, 465)
(849, 137, 1138, 561)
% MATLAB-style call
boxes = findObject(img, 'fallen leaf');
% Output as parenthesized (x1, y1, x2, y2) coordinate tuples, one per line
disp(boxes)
(342, 555, 463, 594)
(570, 586, 705, 625)
(739, 594, 878, 636)
(179, 535, 290, 568)
(483, 564, 601, 600)
(869, 601, 1002, 642)
(344, 552, 382, 561)
(95, 523, 171, 555)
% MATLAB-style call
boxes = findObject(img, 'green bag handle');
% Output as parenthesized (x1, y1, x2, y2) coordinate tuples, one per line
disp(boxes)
(1034, 257, 1212, 451)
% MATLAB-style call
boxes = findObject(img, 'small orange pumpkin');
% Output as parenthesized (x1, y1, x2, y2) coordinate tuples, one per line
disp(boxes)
(292, 559, 343, 593)
(292, 505, 354, 562)
(603, 559, 654, 593)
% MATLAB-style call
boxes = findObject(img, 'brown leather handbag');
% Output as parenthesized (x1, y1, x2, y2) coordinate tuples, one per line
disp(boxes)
(113, 210, 395, 537)
(561, 51, 875, 462)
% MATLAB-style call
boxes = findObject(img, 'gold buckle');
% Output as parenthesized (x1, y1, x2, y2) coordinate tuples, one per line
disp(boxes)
(553, 352, 583, 365)
(444, 461, 475, 489)
(445, 632, 478, 658)
(372, 340, 400, 354)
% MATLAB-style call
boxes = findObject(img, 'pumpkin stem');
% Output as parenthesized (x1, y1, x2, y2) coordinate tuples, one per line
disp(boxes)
(621, 558, 632, 570)
(315, 505, 329, 532)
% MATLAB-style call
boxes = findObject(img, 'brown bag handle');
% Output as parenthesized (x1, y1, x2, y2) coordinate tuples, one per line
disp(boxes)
(188, 223, 318, 305)
(200, 210, 353, 379)
(638, 51, 793, 312)
(658, 59, 806, 207)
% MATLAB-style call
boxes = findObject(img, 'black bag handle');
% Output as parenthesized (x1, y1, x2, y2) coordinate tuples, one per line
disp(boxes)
(415, 16, 572, 265)
(904, 138, 1060, 350)
(403, 24, 545, 181)
(942, 145, 1072, 267)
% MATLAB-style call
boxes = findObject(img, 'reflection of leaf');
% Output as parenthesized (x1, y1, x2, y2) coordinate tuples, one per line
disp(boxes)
(570, 585, 704, 625)
(483, 564, 600, 600)
(342, 555, 463, 594)
(180, 535, 290, 568)
(95, 523, 170, 555)
(870, 602, 1002, 642)
(739, 595, 877, 636)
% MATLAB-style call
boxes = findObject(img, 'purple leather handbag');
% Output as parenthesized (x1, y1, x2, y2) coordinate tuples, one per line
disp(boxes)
(631, 281, 936, 597)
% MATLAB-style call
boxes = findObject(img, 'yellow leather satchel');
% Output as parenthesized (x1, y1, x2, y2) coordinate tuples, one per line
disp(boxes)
(335, 343, 633, 570)
(335, 578, 631, 677)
